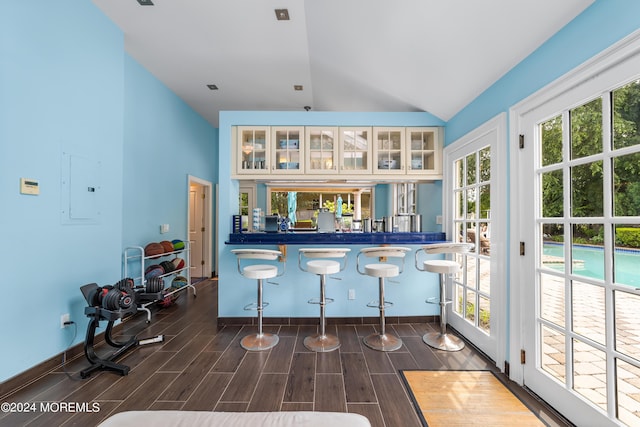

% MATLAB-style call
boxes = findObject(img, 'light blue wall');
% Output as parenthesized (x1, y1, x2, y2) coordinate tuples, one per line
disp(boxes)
(0, 1, 125, 382)
(0, 1, 217, 382)
(446, 0, 640, 144)
(122, 56, 217, 247)
(217, 111, 445, 318)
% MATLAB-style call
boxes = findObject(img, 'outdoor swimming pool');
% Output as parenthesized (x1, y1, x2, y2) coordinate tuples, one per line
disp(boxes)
(543, 243, 640, 287)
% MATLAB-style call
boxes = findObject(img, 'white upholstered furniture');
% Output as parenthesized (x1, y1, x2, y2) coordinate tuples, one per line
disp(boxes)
(97, 411, 372, 427)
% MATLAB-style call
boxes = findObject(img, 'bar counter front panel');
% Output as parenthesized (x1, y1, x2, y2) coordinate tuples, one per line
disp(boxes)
(219, 232, 448, 319)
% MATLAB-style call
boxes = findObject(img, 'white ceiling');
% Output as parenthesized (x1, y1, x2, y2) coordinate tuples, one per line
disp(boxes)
(92, 0, 594, 127)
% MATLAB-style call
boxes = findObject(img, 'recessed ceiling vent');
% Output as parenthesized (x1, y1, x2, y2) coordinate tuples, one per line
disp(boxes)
(136, 0, 154, 5)
(207, 84, 219, 90)
(275, 9, 290, 20)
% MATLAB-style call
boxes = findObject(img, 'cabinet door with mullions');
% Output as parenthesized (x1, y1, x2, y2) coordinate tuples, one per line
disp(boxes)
(339, 127, 372, 174)
(271, 126, 304, 174)
(237, 126, 270, 175)
(373, 127, 405, 174)
(306, 127, 339, 174)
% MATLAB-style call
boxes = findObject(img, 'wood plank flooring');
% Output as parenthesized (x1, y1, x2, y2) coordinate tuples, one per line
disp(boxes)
(0, 280, 572, 427)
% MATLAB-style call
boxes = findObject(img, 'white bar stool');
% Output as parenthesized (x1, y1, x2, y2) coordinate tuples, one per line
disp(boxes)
(415, 242, 473, 351)
(298, 247, 351, 352)
(356, 246, 411, 352)
(231, 248, 283, 351)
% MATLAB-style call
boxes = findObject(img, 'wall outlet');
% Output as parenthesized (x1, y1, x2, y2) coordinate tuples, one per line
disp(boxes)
(348, 289, 355, 300)
(60, 313, 70, 328)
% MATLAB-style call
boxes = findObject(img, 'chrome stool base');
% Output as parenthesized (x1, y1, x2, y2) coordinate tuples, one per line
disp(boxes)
(363, 333, 402, 352)
(304, 333, 340, 352)
(241, 333, 279, 351)
(422, 331, 465, 352)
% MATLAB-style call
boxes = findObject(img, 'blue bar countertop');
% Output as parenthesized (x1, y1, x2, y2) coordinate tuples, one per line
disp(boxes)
(226, 231, 446, 245)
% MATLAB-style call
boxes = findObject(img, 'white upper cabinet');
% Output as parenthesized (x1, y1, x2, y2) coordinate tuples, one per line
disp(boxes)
(338, 127, 372, 175)
(305, 127, 339, 175)
(271, 127, 304, 174)
(373, 127, 406, 175)
(233, 125, 442, 180)
(236, 126, 270, 176)
(406, 127, 441, 176)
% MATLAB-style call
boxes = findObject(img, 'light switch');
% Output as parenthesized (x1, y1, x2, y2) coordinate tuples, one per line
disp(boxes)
(160, 224, 170, 233)
(20, 178, 40, 195)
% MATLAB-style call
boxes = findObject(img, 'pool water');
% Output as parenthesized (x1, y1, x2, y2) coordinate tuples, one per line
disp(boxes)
(543, 243, 640, 287)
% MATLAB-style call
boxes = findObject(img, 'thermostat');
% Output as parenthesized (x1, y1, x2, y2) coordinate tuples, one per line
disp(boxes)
(20, 178, 40, 195)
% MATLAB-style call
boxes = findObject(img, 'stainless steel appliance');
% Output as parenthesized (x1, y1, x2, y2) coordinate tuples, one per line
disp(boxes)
(264, 215, 279, 233)
(317, 211, 336, 233)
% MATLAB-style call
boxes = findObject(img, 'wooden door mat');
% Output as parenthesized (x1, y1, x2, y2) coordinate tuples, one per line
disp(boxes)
(400, 370, 544, 427)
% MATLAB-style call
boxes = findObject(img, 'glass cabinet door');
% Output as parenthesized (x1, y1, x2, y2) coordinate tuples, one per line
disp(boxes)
(374, 128, 405, 173)
(306, 127, 338, 174)
(272, 127, 304, 174)
(339, 127, 372, 174)
(406, 127, 441, 174)
(237, 126, 269, 174)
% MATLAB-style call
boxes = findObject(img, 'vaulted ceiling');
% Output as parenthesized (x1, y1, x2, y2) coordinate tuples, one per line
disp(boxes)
(92, 0, 594, 127)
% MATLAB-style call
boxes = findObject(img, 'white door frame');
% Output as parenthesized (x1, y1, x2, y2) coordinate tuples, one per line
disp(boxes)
(444, 113, 508, 367)
(510, 29, 640, 427)
(188, 175, 213, 279)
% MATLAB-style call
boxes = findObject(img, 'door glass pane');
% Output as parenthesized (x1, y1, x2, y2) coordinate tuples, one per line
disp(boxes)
(572, 339, 607, 411)
(454, 284, 464, 315)
(613, 152, 640, 216)
(479, 184, 490, 219)
(466, 153, 476, 185)
(572, 280, 605, 345)
(542, 169, 563, 217)
(541, 325, 566, 384)
(570, 98, 602, 160)
(455, 159, 464, 188)
(571, 224, 604, 280)
(612, 79, 640, 150)
(542, 224, 565, 271)
(614, 224, 640, 287)
(466, 188, 476, 219)
(540, 273, 565, 328)
(479, 146, 491, 182)
(571, 161, 603, 217)
(614, 289, 640, 361)
(455, 190, 464, 219)
(541, 114, 563, 166)
(616, 359, 640, 426)
(465, 289, 476, 323)
(479, 295, 490, 334)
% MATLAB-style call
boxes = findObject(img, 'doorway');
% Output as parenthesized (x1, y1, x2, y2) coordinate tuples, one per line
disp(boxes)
(443, 114, 507, 365)
(188, 176, 213, 282)
(514, 34, 640, 427)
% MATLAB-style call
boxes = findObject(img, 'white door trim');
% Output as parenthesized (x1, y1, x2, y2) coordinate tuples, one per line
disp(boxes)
(443, 112, 507, 367)
(188, 175, 213, 278)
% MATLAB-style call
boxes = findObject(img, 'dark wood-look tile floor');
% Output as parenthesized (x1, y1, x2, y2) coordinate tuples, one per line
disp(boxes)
(0, 280, 572, 427)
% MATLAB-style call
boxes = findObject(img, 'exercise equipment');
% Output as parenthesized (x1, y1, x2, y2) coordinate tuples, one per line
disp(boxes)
(79, 281, 164, 379)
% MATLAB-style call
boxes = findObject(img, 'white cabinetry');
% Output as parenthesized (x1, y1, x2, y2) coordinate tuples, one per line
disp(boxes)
(305, 127, 339, 175)
(338, 127, 372, 175)
(236, 126, 270, 176)
(271, 126, 304, 174)
(373, 127, 405, 175)
(232, 125, 442, 180)
(406, 127, 441, 176)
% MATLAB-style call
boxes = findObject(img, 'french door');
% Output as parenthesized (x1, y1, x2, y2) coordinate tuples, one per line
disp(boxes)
(517, 38, 640, 426)
(444, 114, 507, 363)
